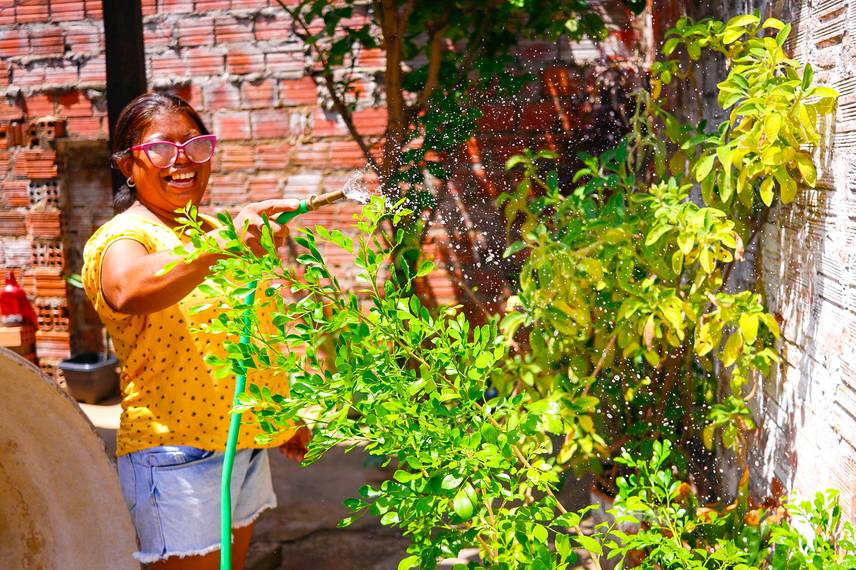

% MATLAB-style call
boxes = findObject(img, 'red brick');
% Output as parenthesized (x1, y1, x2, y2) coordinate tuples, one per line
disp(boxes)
(0, 211, 27, 237)
(251, 108, 299, 139)
(248, 173, 281, 201)
(50, 0, 84, 21)
(57, 91, 92, 118)
(226, 46, 263, 75)
(292, 142, 325, 168)
(2, 180, 30, 207)
(279, 77, 316, 106)
(79, 54, 105, 83)
(144, 19, 175, 50)
(0, 60, 8, 88)
(312, 109, 347, 137)
(213, 111, 251, 140)
(352, 107, 386, 136)
(195, 0, 231, 10)
(256, 141, 289, 169)
(66, 115, 103, 138)
(215, 15, 253, 44)
(240, 78, 274, 108)
(357, 48, 384, 68)
(141, 0, 157, 16)
(0, 99, 24, 121)
(177, 16, 213, 48)
(11, 63, 46, 88)
(232, 0, 268, 8)
(265, 48, 303, 76)
(64, 21, 101, 54)
(207, 172, 247, 205)
(185, 46, 225, 76)
(84, 0, 101, 18)
(478, 104, 517, 132)
(30, 26, 64, 56)
(25, 94, 55, 117)
(0, 29, 29, 57)
(0, 6, 13, 25)
(16, 0, 50, 24)
(43, 60, 78, 85)
(328, 140, 367, 168)
(161, 0, 193, 14)
(203, 80, 240, 111)
(151, 52, 188, 78)
(169, 83, 204, 110)
(519, 101, 558, 130)
(254, 13, 289, 42)
(219, 143, 254, 171)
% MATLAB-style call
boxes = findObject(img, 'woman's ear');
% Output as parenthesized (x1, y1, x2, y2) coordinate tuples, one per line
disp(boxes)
(115, 155, 133, 179)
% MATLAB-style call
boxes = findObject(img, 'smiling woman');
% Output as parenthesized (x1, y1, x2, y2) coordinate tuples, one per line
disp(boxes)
(80, 93, 311, 570)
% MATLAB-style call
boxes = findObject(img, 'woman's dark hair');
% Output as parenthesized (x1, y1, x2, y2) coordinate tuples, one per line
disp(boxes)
(111, 92, 209, 212)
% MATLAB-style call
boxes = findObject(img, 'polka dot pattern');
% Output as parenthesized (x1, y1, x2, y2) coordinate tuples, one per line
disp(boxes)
(82, 212, 296, 456)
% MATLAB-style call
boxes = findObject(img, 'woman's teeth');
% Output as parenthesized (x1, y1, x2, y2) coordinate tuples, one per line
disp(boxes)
(171, 171, 195, 182)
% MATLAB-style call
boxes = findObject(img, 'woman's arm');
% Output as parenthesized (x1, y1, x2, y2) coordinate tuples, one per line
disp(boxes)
(100, 199, 298, 315)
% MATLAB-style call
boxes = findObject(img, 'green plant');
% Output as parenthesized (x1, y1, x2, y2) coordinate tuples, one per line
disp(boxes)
(590, 440, 856, 569)
(171, 198, 607, 568)
(496, 13, 838, 485)
(274, 0, 645, 276)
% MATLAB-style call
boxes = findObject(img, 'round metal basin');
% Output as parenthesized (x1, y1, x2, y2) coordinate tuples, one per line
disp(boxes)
(0, 348, 137, 569)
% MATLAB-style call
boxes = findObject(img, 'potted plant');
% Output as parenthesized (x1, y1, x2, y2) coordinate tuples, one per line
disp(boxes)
(58, 274, 118, 404)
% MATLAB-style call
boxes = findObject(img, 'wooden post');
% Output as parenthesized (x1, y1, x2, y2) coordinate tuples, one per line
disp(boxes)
(101, 0, 147, 193)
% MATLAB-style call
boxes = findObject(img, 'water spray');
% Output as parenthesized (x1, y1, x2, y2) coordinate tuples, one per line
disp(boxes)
(220, 170, 371, 570)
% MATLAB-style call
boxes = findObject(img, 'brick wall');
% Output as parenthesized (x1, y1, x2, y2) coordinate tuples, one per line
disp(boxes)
(0, 1, 642, 376)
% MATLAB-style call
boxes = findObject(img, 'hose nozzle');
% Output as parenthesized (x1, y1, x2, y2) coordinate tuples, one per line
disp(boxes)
(273, 189, 347, 225)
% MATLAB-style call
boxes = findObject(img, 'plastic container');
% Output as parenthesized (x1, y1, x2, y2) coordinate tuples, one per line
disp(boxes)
(59, 352, 119, 404)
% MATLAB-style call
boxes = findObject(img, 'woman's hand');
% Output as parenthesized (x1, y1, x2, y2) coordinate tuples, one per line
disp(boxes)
(279, 424, 312, 463)
(232, 199, 300, 256)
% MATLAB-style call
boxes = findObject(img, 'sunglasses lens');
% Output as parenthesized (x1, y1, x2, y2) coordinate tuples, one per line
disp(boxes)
(146, 142, 177, 168)
(185, 137, 214, 163)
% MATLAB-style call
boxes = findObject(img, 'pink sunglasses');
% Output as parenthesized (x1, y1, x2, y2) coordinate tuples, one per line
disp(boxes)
(130, 134, 217, 168)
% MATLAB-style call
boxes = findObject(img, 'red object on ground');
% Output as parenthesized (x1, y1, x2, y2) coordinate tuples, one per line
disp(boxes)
(1, 273, 38, 327)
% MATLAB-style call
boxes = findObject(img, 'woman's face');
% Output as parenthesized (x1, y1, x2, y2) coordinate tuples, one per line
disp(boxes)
(121, 110, 212, 218)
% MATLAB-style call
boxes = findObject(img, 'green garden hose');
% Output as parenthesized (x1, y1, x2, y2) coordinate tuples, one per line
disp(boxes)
(220, 192, 347, 570)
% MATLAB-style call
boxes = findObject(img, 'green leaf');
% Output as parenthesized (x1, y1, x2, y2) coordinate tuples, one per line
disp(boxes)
(695, 153, 716, 182)
(645, 224, 672, 246)
(441, 474, 464, 490)
(574, 534, 603, 556)
(397, 556, 419, 570)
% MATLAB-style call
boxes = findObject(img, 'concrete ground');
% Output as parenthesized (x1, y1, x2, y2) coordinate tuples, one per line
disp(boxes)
(80, 400, 595, 570)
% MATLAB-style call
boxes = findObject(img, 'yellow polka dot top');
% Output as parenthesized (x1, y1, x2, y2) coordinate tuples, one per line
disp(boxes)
(82, 211, 297, 456)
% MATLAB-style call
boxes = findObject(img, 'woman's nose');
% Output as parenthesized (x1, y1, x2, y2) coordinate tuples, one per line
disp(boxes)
(174, 147, 191, 165)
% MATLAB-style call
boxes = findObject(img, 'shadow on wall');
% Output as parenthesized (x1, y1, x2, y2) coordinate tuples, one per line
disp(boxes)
(753, 102, 846, 498)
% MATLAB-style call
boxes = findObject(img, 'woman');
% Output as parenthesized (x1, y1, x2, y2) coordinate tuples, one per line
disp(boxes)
(82, 93, 310, 569)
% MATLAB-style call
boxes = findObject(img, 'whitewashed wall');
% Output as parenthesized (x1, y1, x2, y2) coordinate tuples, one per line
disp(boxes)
(751, 0, 856, 518)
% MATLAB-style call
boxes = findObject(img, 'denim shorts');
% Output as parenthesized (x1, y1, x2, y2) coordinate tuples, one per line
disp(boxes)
(117, 446, 277, 564)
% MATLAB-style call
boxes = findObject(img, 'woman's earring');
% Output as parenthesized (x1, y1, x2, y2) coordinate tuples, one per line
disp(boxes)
(126, 177, 136, 188)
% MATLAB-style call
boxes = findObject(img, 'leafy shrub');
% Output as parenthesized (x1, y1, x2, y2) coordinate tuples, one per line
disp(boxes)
(496, 13, 838, 484)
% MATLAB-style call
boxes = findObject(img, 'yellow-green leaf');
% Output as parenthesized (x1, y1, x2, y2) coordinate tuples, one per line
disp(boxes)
(721, 331, 743, 367)
(702, 424, 716, 450)
(739, 314, 759, 345)
(796, 154, 817, 187)
(760, 178, 775, 206)
(765, 112, 783, 142)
